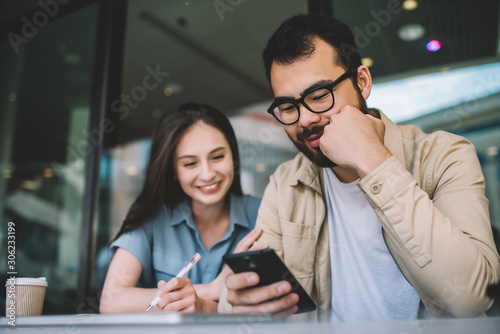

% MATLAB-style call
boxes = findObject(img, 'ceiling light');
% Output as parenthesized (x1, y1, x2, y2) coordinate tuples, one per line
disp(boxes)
(398, 23, 425, 41)
(163, 87, 174, 96)
(163, 82, 183, 97)
(403, 0, 418, 11)
(42, 169, 53, 178)
(362, 57, 373, 68)
(426, 40, 442, 52)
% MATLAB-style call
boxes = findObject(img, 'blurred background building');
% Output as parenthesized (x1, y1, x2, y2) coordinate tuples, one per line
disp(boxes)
(1, 0, 499, 315)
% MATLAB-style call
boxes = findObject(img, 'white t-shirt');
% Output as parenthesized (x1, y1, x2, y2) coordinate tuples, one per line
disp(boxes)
(323, 168, 423, 322)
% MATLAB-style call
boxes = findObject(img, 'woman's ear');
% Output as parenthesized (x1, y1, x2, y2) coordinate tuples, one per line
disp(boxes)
(356, 65, 372, 100)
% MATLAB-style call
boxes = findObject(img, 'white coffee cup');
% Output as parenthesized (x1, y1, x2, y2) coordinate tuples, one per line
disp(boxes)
(5, 277, 47, 316)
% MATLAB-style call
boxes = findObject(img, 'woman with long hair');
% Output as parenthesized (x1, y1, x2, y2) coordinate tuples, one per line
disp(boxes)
(100, 103, 262, 313)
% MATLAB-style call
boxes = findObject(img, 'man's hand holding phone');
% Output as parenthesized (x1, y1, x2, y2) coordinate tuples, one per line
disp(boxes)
(223, 249, 316, 317)
(225, 271, 299, 318)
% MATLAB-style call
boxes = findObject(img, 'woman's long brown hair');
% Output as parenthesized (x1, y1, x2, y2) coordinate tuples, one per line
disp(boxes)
(113, 103, 243, 241)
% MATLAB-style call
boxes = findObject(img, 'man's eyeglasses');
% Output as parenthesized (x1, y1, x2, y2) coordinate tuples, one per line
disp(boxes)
(267, 67, 358, 125)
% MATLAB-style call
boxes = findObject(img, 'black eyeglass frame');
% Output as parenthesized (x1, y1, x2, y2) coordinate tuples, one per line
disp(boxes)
(267, 67, 359, 125)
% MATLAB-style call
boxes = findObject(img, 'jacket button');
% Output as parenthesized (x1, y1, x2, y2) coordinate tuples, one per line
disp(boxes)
(371, 184, 382, 194)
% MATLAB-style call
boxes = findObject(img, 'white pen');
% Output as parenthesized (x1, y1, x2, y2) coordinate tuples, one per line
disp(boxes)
(145, 253, 201, 312)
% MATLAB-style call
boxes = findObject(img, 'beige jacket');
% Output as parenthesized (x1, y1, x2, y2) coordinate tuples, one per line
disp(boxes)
(219, 111, 500, 320)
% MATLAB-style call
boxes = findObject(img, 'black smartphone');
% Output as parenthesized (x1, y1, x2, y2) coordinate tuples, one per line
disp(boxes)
(487, 282, 500, 298)
(222, 249, 317, 314)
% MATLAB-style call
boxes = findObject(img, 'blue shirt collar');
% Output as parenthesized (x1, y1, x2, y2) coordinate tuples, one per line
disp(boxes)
(166, 193, 252, 230)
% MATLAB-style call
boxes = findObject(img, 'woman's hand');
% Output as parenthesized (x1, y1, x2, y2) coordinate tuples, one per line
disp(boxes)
(155, 278, 204, 313)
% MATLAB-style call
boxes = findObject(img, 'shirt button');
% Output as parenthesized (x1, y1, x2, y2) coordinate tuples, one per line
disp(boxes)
(204, 268, 212, 275)
(371, 183, 382, 194)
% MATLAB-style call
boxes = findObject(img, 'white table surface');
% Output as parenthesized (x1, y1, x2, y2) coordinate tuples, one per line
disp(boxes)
(1, 313, 500, 334)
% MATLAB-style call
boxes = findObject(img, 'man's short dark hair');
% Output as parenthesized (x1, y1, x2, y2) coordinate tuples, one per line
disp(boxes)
(263, 14, 362, 83)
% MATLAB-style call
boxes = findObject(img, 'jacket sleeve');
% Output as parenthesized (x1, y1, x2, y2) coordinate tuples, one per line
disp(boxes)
(358, 139, 500, 317)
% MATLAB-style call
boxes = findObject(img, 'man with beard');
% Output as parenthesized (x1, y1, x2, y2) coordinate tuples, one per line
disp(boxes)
(218, 14, 500, 321)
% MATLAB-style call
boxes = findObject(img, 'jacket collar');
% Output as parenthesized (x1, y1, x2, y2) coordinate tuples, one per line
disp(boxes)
(379, 109, 406, 166)
(289, 153, 322, 192)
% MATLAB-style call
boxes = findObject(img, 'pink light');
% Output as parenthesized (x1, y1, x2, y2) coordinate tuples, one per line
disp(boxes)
(426, 40, 441, 52)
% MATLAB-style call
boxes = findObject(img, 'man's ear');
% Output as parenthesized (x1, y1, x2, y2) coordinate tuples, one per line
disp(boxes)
(356, 65, 372, 100)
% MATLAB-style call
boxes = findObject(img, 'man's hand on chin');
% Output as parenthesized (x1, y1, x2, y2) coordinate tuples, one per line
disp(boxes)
(319, 105, 392, 178)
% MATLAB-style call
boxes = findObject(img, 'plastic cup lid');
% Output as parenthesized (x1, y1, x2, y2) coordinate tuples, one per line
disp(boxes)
(5, 277, 47, 287)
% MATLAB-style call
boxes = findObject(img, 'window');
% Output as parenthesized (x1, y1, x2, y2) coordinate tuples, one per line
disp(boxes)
(0, 2, 99, 314)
